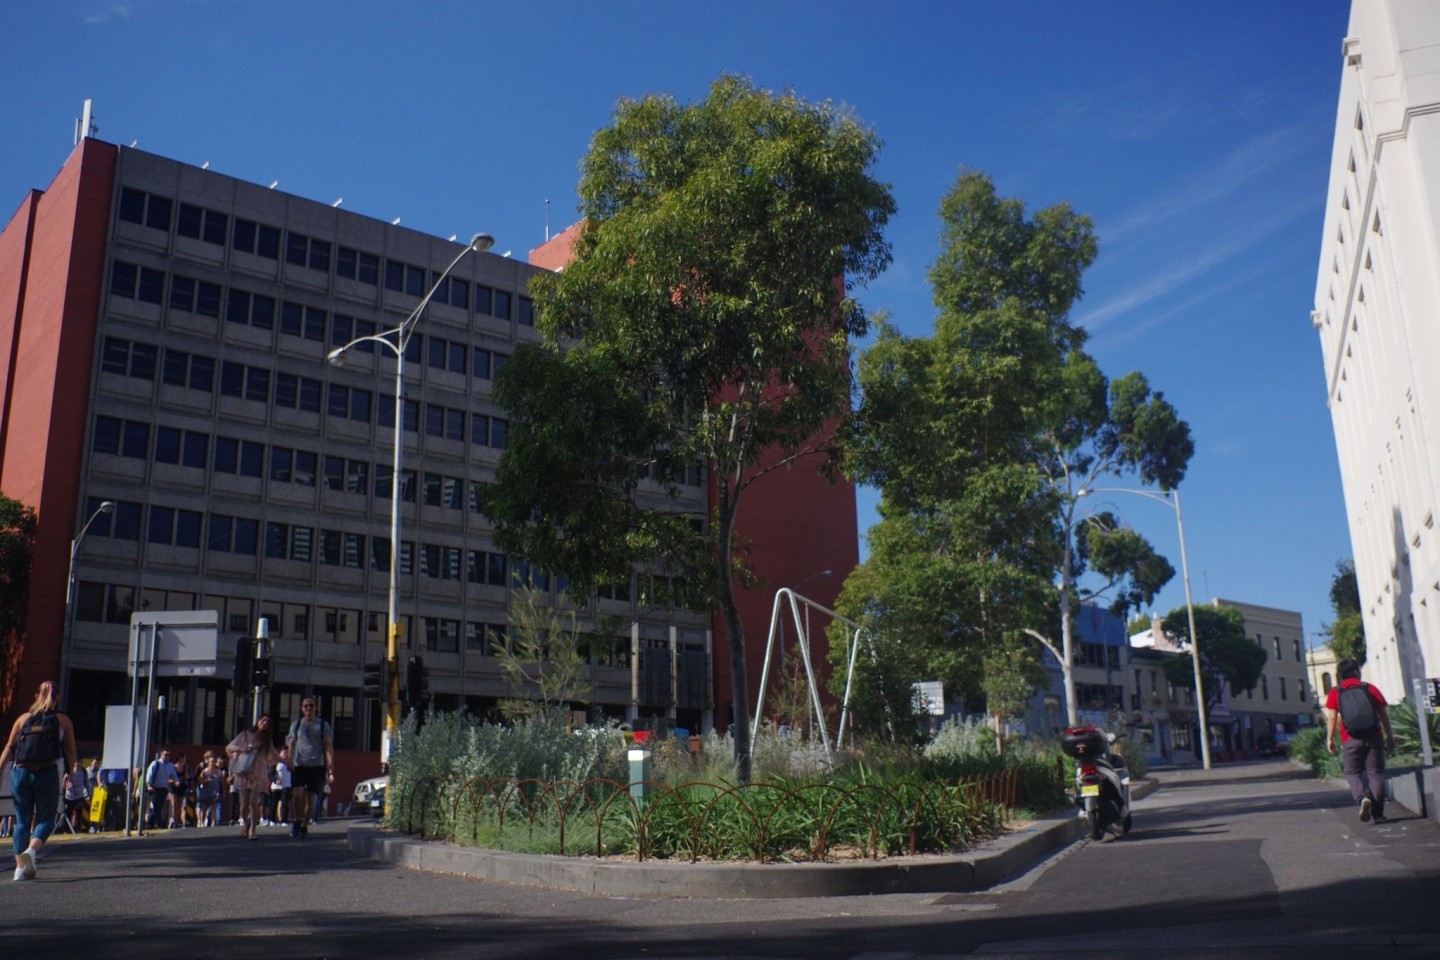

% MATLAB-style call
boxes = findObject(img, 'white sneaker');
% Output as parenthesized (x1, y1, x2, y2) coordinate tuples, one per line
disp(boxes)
(13, 867, 29, 882)
(19, 849, 36, 880)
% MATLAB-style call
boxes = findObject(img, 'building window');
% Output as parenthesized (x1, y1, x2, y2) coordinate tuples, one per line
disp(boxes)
(110, 262, 167, 304)
(153, 426, 208, 469)
(425, 618, 460, 653)
(169, 275, 222, 317)
(176, 203, 228, 245)
(281, 302, 327, 341)
(285, 232, 332, 272)
(335, 246, 379, 285)
(212, 437, 264, 478)
(118, 188, 172, 230)
(494, 289, 512, 322)
(100, 337, 158, 380)
(518, 296, 534, 327)
(226, 290, 276, 330)
(1280, 677, 1288, 701)
(162, 349, 215, 392)
(231, 218, 281, 259)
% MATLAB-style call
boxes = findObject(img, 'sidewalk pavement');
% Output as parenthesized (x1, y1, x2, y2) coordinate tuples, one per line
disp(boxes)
(345, 776, 1162, 899)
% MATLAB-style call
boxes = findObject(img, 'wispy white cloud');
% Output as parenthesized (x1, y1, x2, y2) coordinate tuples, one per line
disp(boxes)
(1077, 194, 1315, 333)
(80, 3, 138, 25)
(1103, 126, 1314, 245)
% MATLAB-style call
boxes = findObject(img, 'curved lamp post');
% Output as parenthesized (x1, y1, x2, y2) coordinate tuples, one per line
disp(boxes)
(327, 231, 493, 764)
(1082, 486, 1211, 770)
(60, 499, 115, 704)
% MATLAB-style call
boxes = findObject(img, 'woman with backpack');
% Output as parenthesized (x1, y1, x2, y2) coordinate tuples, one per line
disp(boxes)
(1325, 658, 1399, 823)
(0, 681, 78, 881)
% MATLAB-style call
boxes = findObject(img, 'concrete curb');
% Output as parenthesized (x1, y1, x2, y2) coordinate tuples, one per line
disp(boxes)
(346, 776, 1161, 899)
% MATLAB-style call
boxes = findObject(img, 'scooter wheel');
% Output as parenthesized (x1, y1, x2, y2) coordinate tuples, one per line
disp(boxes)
(1119, 813, 1132, 836)
(1086, 809, 1103, 841)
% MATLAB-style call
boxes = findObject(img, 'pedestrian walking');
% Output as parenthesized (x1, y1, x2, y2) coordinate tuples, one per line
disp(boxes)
(196, 753, 224, 827)
(169, 753, 191, 827)
(142, 748, 176, 829)
(226, 715, 278, 840)
(271, 747, 292, 828)
(1325, 658, 1398, 823)
(0, 681, 78, 881)
(285, 696, 334, 837)
(63, 759, 90, 832)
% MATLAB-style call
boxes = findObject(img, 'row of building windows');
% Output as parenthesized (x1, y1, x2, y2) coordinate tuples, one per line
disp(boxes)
(117, 189, 533, 325)
(99, 337, 512, 445)
(77, 580, 636, 664)
(110, 259, 518, 379)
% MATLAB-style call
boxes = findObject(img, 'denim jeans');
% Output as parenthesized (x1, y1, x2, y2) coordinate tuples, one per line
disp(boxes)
(11, 764, 60, 856)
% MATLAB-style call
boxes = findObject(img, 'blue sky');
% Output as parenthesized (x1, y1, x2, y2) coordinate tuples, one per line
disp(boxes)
(3, 1, 1354, 642)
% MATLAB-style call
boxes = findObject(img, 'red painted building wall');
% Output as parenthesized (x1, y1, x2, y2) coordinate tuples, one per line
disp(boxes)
(0, 139, 115, 708)
(529, 228, 859, 732)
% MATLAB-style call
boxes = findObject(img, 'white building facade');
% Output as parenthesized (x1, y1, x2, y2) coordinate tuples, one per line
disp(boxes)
(1313, 0, 1440, 701)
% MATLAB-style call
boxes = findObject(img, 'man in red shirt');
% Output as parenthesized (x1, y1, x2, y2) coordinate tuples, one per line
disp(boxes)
(1324, 659, 1398, 823)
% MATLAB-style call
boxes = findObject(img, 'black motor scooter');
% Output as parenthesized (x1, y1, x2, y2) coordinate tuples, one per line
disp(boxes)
(1061, 726, 1132, 841)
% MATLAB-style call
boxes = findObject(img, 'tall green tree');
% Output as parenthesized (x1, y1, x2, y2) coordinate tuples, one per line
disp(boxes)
(1325, 558, 1366, 664)
(1159, 605, 1267, 710)
(484, 76, 894, 780)
(842, 170, 1191, 729)
(0, 492, 36, 712)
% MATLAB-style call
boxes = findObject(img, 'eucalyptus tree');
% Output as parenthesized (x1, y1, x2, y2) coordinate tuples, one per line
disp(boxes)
(843, 170, 1192, 729)
(483, 76, 894, 780)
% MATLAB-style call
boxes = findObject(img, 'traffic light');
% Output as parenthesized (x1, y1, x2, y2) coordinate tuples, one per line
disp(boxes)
(233, 637, 254, 691)
(252, 653, 271, 688)
(362, 661, 388, 700)
(404, 655, 429, 708)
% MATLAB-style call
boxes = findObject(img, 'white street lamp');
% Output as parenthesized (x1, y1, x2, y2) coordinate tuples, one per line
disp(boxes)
(326, 231, 493, 764)
(60, 499, 115, 704)
(1081, 486, 1212, 770)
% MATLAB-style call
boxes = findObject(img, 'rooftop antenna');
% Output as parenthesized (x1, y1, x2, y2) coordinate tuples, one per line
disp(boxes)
(331, 198, 343, 207)
(201, 161, 210, 170)
(545, 198, 551, 242)
(268, 180, 279, 189)
(74, 99, 98, 146)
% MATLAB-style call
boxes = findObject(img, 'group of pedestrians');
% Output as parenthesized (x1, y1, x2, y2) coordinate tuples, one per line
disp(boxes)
(1, 681, 337, 880)
(225, 697, 334, 841)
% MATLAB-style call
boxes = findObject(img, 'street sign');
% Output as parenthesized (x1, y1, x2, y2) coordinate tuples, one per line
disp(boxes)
(913, 680, 946, 717)
(127, 610, 219, 677)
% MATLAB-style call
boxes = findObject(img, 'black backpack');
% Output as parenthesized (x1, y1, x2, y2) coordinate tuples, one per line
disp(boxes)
(1338, 684, 1378, 736)
(13, 710, 62, 765)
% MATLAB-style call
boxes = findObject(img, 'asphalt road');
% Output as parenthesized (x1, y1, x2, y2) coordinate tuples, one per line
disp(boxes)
(3, 760, 1439, 959)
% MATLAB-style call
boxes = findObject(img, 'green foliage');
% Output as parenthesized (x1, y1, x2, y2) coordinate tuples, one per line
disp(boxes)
(1288, 725, 1342, 779)
(495, 588, 594, 723)
(484, 75, 895, 780)
(387, 709, 1066, 861)
(1322, 560, 1366, 664)
(0, 492, 36, 709)
(1388, 699, 1440, 760)
(1159, 605, 1267, 707)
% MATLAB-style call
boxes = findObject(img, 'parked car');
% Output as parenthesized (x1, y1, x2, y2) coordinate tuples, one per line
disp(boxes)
(352, 775, 386, 814)
(368, 783, 386, 819)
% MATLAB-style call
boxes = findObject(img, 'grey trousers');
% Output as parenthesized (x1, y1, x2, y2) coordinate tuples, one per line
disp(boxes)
(1341, 734, 1387, 815)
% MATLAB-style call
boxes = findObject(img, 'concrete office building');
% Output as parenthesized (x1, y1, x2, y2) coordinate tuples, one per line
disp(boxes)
(1312, 0, 1440, 700)
(0, 135, 744, 749)
(1213, 599, 1316, 746)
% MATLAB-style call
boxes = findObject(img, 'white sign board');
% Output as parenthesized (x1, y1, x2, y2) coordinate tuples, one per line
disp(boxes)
(127, 610, 219, 677)
(913, 680, 946, 717)
(103, 703, 151, 773)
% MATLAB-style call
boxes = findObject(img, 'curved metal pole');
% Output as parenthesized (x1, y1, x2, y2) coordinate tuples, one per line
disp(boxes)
(327, 232, 491, 765)
(1085, 485, 1211, 769)
(60, 499, 114, 704)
